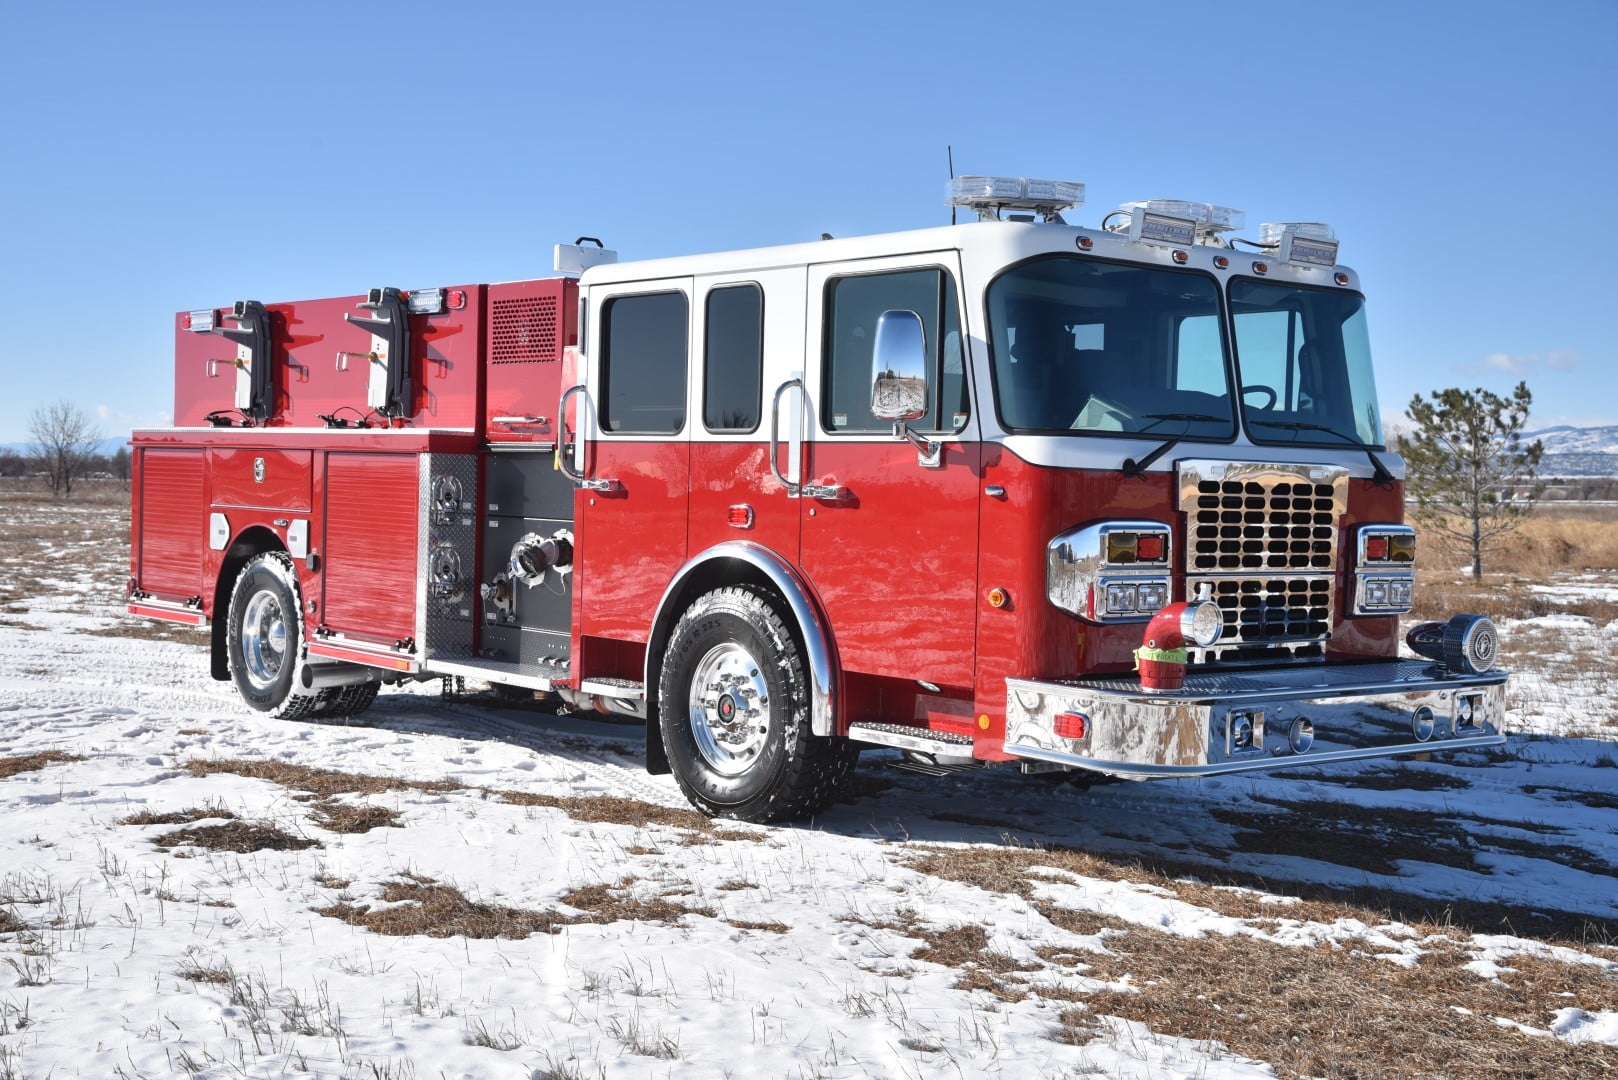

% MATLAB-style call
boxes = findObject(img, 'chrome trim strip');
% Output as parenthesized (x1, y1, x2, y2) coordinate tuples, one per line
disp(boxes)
(1006, 735, 1507, 779)
(649, 541, 837, 737)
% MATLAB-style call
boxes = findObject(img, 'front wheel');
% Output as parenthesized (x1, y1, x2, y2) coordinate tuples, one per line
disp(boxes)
(226, 552, 329, 720)
(658, 586, 856, 823)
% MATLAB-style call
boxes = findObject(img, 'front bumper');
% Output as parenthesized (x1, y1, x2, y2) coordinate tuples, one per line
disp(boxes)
(1005, 660, 1506, 779)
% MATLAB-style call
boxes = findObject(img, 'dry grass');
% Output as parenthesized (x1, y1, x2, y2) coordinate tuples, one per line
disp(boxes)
(309, 800, 403, 834)
(1418, 505, 1618, 578)
(1051, 919, 1618, 1078)
(904, 845, 1618, 1076)
(316, 874, 711, 940)
(0, 751, 84, 779)
(152, 821, 321, 854)
(120, 806, 237, 826)
(181, 758, 465, 798)
(317, 879, 560, 940)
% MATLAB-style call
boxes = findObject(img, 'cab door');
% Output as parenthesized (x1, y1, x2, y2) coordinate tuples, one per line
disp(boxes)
(686, 268, 806, 566)
(572, 277, 693, 669)
(797, 254, 982, 691)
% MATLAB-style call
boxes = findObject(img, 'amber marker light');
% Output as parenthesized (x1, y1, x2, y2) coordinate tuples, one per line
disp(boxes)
(1213, 255, 1230, 269)
(1171, 250, 1189, 264)
(1076, 236, 1094, 250)
(987, 587, 1009, 609)
(1252, 261, 1269, 275)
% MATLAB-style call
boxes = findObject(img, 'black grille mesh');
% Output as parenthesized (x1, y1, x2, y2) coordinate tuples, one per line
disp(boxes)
(1195, 576, 1333, 644)
(1190, 479, 1336, 572)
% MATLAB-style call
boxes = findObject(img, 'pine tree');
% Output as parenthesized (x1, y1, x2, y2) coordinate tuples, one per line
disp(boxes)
(1395, 381, 1543, 580)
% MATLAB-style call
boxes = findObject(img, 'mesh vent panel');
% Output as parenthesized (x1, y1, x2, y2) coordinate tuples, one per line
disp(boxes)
(491, 297, 559, 365)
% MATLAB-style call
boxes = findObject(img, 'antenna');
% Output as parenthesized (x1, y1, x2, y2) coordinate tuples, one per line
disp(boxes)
(948, 145, 957, 225)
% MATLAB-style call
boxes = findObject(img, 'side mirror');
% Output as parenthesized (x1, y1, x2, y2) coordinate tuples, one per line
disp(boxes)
(870, 309, 928, 423)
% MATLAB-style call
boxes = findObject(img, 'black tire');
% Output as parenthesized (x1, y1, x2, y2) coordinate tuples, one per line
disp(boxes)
(320, 681, 380, 719)
(225, 552, 328, 720)
(658, 586, 857, 823)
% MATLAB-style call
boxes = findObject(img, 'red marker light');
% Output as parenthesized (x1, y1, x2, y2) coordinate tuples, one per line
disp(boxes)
(1366, 536, 1389, 560)
(1053, 712, 1089, 740)
(1136, 535, 1165, 561)
(448, 289, 467, 310)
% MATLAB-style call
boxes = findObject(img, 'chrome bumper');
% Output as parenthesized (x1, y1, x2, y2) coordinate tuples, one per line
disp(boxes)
(1004, 660, 1506, 779)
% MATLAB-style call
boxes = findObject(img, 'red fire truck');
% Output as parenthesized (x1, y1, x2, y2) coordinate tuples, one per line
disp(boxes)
(129, 177, 1508, 822)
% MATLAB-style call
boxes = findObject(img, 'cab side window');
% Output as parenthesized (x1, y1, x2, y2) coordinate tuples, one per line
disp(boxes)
(822, 268, 968, 433)
(601, 291, 688, 434)
(703, 284, 763, 433)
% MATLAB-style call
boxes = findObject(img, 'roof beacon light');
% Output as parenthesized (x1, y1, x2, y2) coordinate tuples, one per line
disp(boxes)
(946, 176, 1085, 222)
(1261, 221, 1340, 268)
(1120, 200, 1244, 248)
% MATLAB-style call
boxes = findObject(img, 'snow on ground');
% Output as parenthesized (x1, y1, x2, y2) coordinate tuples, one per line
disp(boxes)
(3, 496, 1618, 1078)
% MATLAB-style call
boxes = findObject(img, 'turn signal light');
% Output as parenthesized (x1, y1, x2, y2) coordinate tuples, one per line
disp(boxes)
(1053, 712, 1089, 740)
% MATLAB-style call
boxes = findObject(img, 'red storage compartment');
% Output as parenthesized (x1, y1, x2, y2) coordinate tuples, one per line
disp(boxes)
(485, 278, 576, 445)
(136, 448, 206, 598)
(320, 452, 419, 643)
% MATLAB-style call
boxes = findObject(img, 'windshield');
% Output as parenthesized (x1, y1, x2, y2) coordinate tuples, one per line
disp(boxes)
(1230, 279, 1383, 448)
(986, 256, 1235, 438)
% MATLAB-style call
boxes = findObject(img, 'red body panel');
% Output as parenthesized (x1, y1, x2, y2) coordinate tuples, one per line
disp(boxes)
(575, 440, 691, 648)
(134, 448, 207, 599)
(686, 442, 799, 570)
(484, 278, 576, 445)
(320, 453, 420, 644)
(210, 448, 312, 511)
(173, 287, 484, 430)
(799, 440, 982, 689)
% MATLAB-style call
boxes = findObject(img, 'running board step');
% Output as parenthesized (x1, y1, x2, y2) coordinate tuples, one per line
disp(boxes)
(578, 678, 646, 701)
(848, 722, 976, 758)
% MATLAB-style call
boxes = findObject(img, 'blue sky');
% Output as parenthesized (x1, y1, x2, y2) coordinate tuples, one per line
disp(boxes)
(2, 0, 1613, 444)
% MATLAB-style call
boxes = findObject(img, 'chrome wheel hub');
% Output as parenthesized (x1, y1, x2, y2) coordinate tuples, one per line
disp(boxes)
(240, 589, 289, 690)
(688, 642, 771, 776)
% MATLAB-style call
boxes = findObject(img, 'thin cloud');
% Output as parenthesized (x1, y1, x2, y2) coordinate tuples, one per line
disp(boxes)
(1473, 349, 1579, 376)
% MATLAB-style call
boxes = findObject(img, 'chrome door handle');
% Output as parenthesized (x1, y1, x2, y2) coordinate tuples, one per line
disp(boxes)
(557, 385, 619, 491)
(769, 377, 804, 497)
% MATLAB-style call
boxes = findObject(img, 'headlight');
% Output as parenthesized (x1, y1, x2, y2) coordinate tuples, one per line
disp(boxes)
(1048, 521, 1172, 622)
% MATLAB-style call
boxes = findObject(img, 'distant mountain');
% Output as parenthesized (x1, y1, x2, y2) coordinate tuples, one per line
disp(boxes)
(1523, 425, 1618, 455)
(1521, 425, 1618, 478)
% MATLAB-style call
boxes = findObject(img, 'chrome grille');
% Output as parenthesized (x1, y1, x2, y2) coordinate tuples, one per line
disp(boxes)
(1179, 461, 1348, 655)
(1187, 478, 1337, 571)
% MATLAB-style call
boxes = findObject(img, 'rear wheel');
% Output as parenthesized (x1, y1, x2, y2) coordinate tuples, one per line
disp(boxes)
(658, 586, 857, 823)
(226, 553, 328, 720)
(320, 681, 379, 719)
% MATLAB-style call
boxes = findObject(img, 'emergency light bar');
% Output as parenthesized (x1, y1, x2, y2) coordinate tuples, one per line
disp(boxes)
(946, 176, 1085, 221)
(1118, 200, 1244, 247)
(1261, 221, 1340, 268)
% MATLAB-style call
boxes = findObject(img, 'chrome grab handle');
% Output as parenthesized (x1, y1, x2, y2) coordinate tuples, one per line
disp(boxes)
(556, 386, 617, 491)
(769, 377, 803, 497)
(492, 415, 548, 425)
(768, 378, 848, 500)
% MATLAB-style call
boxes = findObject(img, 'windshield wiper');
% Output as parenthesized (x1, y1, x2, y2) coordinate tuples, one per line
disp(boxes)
(1248, 418, 1395, 486)
(1123, 413, 1227, 477)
